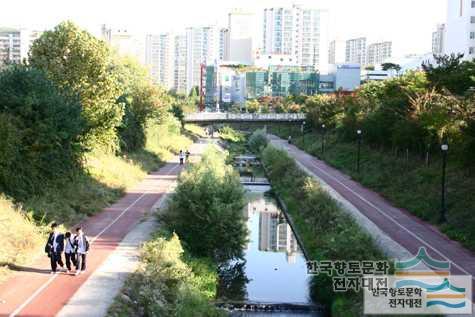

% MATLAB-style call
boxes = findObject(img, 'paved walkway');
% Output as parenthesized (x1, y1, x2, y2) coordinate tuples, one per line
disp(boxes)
(0, 140, 210, 317)
(269, 135, 475, 302)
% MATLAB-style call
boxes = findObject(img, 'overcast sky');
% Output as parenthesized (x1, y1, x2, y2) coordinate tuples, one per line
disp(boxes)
(1, 0, 447, 57)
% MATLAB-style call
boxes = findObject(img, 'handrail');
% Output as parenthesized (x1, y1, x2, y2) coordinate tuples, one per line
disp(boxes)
(184, 112, 306, 122)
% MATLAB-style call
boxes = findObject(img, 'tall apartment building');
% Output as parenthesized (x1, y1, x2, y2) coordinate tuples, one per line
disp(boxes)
(367, 41, 392, 66)
(145, 34, 161, 83)
(219, 28, 229, 61)
(185, 26, 219, 93)
(0, 28, 41, 67)
(225, 9, 254, 64)
(174, 34, 187, 94)
(432, 24, 446, 55)
(262, 5, 329, 71)
(101, 25, 145, 64)
(444, 0, 475, 59)
(345, 37, 367, 66)
(158, 33, 175, 89)
(328, 39, 346, 64)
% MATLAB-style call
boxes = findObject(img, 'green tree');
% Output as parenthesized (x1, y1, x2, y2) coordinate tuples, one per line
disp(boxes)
(422, 53, 475, 95)
(113, 56, 169, 152)
(29, 21, 123, 151)
(245, 99, 260, 113)
(0, 66, 86, 198)
(161, 147, 247, 263)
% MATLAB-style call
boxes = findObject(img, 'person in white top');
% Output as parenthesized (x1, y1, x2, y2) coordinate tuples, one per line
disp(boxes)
(74, 227, 90, 275)
(64, 232, 76, 274)
(179, 150, 185, 165)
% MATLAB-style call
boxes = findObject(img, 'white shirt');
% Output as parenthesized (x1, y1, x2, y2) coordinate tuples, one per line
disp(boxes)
(65, 236, 75, 254)
(52, 232, 58, 252)
(77, 234, 87, 254)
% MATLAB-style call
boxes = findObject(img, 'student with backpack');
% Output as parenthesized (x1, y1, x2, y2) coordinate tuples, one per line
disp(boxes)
(64, 231, 77, 274)
(44, 223, 65, 274)
(74, 227, 90, 275)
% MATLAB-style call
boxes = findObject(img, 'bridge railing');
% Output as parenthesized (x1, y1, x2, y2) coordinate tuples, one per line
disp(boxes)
(184, 112, 306, 122)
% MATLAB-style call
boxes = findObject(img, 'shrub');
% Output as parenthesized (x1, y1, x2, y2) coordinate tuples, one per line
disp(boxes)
(161, 147, 247, 263)
(0, 66, 86, 198)
(108, 232, 224, 317)
(248, 129, 268, 153)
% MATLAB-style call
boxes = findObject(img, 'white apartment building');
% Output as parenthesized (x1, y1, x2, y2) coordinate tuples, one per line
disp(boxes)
(262, 5, 328, 72)
(158, 33, 175, 89)
(174, 34, 187, 94)
(345, 37, 367, 66)
(328, 39, 346, 64)
(443, 0, 475, 59)
(367, 41, 392, 67)
(145, 34, 161, 83)
(226, 9, 255, 64)
(219, 28, 229, 61)
(101, 25, 145, 64)
(432, 24, 446, 55)
(0, 28, 41, 67)
(185, 26, 219, 93)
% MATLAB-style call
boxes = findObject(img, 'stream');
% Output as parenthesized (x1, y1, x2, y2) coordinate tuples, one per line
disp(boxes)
(217, 162, 322, 316)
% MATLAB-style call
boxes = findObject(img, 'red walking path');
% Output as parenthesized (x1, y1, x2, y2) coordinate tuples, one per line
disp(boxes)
(0, 141, 207, 316)
(269, 135, 475, 303)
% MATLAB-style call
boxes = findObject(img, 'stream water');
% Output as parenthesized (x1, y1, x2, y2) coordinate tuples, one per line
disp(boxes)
(218, 184, 322, 316)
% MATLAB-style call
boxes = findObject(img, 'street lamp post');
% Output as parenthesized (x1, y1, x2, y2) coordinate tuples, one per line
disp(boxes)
(301, 121, 306, 147)
(440, 143, 449, 223)
(356, 130, 362, 173)
(321, 124, 326, 155)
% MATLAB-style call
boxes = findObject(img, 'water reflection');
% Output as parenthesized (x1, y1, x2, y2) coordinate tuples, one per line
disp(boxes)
(219, 187, 312, 306)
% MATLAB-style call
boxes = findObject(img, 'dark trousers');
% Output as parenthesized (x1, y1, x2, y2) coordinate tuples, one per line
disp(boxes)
(65, 252, 76, 271)
(179, 158, 184, 165)
(50, 251, 64, 272)
(77, 253, 87, 271)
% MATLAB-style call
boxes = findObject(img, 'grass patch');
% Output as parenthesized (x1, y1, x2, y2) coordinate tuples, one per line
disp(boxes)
(269, 126, 475, 253)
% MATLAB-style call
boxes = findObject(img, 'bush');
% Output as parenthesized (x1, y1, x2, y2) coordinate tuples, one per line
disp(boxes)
(161, 147, 247, 263)
(248, 129, 268, 153)
(108, 232, 225, 317)
(0, 66, 86, 198)
(218, 126, 245, 143)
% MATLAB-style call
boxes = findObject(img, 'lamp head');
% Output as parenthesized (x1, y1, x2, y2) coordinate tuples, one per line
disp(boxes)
(441, 144, 448, 151)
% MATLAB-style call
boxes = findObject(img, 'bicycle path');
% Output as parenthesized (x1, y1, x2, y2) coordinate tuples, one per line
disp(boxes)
(0, 141, 208, 317)
(269, 135, 475, 304)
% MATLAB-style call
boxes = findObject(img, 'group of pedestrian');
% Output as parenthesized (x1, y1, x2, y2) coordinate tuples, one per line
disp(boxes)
(179, 149, 190, 165)
(45, 223, 90, 275)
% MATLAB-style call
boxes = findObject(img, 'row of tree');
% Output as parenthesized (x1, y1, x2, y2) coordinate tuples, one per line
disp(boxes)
(0, 21, 176, 199)
(303, 54, 475, 167)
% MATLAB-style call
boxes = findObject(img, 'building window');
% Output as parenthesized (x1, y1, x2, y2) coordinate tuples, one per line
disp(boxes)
(472, 16, 475, 23)
(470, 47, 475, 54)
(472, 0, 475, 8)
(471, 32, 475, 39)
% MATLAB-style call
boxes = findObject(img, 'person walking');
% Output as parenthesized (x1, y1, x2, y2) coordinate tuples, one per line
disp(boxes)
(185, 149, 190, 163)
(74, 227, 90, 276)
(179, 150, 185, 165)
(64, 231, 76, 274)
(44, 223, 65, 274)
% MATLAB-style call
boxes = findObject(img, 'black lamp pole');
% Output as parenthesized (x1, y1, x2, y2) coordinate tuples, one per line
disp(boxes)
(302, 121, 306, 147)
(440, 143, 448, 223)
(321, 124, 326, 155)
(357, 130, 362, 173)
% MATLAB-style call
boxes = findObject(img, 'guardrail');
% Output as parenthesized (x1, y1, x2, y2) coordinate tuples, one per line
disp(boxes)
(184, 112, 306, 122)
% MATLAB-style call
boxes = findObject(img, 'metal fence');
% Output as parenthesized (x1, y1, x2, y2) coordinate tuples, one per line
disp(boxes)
(184, 112, 306, 122)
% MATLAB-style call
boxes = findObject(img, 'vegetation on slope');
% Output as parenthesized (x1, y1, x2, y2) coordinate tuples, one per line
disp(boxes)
(260, 143, 388, 316)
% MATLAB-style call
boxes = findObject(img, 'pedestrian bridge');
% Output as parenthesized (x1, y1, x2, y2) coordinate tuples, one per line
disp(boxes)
(184, 112, 306, 123)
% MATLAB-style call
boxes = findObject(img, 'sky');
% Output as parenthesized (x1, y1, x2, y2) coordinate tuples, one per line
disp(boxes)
(0, 0, 447, 57)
